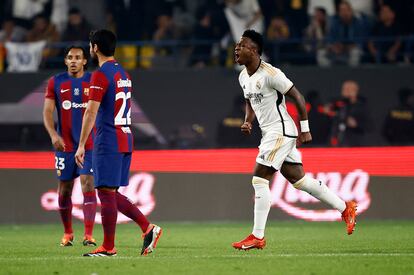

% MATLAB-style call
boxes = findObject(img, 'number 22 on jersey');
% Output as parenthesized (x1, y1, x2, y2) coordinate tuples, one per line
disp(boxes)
(114, 91, 131, 126)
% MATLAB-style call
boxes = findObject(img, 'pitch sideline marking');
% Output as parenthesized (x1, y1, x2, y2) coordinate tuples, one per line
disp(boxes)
(1, 253, 414, 261)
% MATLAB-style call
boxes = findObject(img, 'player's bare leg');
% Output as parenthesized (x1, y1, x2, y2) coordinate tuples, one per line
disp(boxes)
(232, 163, 274, 250)
(58, 180, 74, 246)
(79, 175, 97, 246)
(281, 162, 357, 235)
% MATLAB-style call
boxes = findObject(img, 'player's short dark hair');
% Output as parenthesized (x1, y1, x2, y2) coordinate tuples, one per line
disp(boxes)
(64, 45, 88, 69)
(89, 29, 117, 57)
(242, 29, 263, 55)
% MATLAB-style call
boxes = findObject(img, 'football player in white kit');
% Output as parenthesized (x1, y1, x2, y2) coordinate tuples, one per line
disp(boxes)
(232, 30, 357, 251)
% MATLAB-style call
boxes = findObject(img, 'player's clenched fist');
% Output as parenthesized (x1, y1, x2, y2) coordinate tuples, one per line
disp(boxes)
(241, 121, 252, 135)
(298, 132, 312, 145)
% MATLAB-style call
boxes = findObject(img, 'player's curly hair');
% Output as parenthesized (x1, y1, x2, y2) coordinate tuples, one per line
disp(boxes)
(89, 29, 117, 57)
(242, 29, 263, 55)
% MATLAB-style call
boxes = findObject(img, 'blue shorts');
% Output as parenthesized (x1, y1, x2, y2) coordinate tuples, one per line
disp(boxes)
(55, 151, 93, 181)
(93, 152, 132, 188)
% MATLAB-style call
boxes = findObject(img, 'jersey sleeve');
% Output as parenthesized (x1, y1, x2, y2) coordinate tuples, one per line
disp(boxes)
(44, 77, 55, 99)
(238, 69, 248, 99)
(268, 68, 294, 95)
(89, 71, 109, 102)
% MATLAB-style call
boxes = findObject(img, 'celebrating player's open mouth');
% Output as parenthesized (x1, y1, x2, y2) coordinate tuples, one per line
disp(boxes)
(235, 52, 240, 63)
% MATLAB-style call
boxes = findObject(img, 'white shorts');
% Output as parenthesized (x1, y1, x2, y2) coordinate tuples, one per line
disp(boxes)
(256, 134, 302, 170)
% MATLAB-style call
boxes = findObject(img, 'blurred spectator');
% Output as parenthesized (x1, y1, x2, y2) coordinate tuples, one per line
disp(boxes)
(9, 0, 52, 29)
(318, 1, 366, 66)
(305, 90, 332, 146)
(329, 80, 369, 147)
(224, 0, 264, 43)
(168, 0, 198, 39)
(26, 13, 60, 65)
(216, 95, 260, 147)
(367, 5, 402, 64)
(0, 18, 27, 42)
(105, 0, 142, 40)
(50, 0, 68, 34)
(105, 0, 144, 69)
(258, 0, 284, 29)
(308, 0, 335, 16)
(304, 7, 328, 53)
(69, 0, 106, 30)
(385, 0, 414, 35)
(190, 9, 215, 68)
(383, 88, 414, 145)
(285, 0, 309, 39)
(267, 16, 290, 40)
(266, 16, 291, 63)
(0, 17, 26, 72)
(26, 13, 59, 43)
(61, 7, 92, 42)
(343, 0, 374, 18)
(153, 13, 177, 55)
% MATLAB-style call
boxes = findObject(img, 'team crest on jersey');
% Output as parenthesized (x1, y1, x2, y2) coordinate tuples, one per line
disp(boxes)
(74, 88, 80, 96)
(256, 81, 261, 90)
(84, 88, 89, 96)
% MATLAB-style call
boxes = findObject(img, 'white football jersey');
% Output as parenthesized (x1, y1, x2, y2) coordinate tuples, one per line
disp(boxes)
(239, 60, 298, 137)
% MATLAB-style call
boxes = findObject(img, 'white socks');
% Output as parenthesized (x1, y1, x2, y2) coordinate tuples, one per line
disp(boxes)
(252, 176, 271, 239)
(293, 176, 346, 212)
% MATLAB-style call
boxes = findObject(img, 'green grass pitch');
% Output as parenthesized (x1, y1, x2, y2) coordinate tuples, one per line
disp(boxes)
(1, 221, 413, 275)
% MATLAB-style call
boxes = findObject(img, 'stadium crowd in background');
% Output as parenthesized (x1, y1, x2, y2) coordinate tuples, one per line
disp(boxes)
(1, 0, 414, 70)
(0, 0, 413, 149)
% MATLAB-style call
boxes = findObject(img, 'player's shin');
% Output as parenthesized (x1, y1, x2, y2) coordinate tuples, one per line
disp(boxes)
(58, 194, 73, 234)
(293, 176, 346, 212)
(116, 192, 150, 232)
(252, 176, 271, 239)
(82, 191, 97, 236)
(97, 189, 117, 250)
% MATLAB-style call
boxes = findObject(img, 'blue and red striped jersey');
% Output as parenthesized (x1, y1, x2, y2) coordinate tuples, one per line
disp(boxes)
(45, 72, 94, 152)
(88, 60, 133, 153)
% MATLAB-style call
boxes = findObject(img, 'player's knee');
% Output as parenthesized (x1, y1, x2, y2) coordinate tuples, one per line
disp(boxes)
(281, 165, 305, 184)
(253, 164, 275, 180)
(80, 175, 95, 191)
(59, 181, 73, 196)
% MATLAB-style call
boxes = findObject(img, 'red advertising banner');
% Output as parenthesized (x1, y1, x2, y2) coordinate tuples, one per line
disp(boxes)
(1, 147, 412, 223)
(1, 147, 413, 176)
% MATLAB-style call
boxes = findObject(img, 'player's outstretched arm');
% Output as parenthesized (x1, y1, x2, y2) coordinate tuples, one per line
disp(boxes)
(285, 86, 312, 144)
(43, 98, 65, 151)
(75, 100, 100, 168)
(241, 99, 255, 135)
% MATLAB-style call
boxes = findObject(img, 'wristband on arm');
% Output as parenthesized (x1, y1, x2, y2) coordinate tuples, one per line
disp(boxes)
(300, 120, 310, 132)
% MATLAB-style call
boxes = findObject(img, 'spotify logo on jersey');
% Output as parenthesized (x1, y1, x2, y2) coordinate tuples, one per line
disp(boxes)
(62, 100, 71, 110)
(61, 100, 88, 110)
